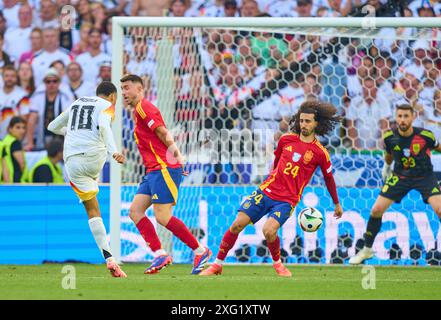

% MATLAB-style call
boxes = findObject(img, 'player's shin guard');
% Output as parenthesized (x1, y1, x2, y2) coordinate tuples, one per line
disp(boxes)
(165, 216, 199, 250)
(364, 216, 383, 248)
(136, 217, 162, 252)
(216, 229, 239, 261)
(267, 236, 281, 263)
(88, 217, 113, 261)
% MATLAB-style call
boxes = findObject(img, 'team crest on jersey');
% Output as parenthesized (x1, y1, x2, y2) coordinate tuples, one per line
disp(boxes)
(243, 201, 251, 210)
(303, 150, 314, 164)
(292, 152, 301, 162)
(403, 148, 410, 157)
(412, 144, 420, 155)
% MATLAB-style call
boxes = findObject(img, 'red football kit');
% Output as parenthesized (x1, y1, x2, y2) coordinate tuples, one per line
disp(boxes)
(259, 133, 339, 206)
(133, 98, 181, 172)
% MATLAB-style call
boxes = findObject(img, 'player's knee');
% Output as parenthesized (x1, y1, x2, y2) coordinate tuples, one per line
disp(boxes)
(262, 226, 277, 242)
(371, 205, 385, 218)
(230, 221, 245, 234)
(129, 206, 143, 224)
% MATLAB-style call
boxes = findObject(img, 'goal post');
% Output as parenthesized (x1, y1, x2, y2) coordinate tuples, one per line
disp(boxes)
(110, 17, 441, 265)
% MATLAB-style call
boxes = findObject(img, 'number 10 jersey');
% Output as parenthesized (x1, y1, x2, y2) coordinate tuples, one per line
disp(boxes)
(63, 96, 116, 159)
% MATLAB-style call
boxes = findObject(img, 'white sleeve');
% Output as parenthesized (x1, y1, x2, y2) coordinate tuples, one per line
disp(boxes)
(47, 111, 69, 136)
(98, 111, 117, 156)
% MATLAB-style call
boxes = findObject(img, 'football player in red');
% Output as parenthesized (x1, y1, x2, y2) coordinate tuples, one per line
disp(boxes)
(120, 74, 211, 275)
(200, 101, 343, 277)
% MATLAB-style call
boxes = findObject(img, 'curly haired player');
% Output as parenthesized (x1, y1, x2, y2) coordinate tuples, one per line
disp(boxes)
(200, 101, 344, 277)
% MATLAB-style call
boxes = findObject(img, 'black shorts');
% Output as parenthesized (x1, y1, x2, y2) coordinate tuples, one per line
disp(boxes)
(380, 173, 441, 204)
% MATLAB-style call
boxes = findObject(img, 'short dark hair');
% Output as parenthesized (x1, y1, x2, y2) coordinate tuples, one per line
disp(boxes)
(96, 81, 117, 96)
(396, 104, 414, 113)
(47, 138, 63, 157)
(120, 74, 144, 86)
(8, 116, 26, 129)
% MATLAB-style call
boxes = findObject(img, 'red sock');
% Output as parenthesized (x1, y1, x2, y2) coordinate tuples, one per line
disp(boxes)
(165, 216, 199, 250)
(267, 237, 281, 262)
(136, 217, 162, 252)
(217, 229, 239, 261)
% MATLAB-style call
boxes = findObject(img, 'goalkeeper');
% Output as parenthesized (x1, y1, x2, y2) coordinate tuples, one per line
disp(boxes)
(350, 104, 441, 264)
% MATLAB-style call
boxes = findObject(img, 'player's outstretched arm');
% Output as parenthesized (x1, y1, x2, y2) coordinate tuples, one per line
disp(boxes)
(47, 111, 69, 136)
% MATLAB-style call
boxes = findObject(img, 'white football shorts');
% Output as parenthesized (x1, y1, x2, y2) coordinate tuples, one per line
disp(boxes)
(65, 152, 107, 202)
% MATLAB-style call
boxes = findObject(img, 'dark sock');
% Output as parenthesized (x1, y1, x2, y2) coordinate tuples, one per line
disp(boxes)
(364, 216, 383, 248)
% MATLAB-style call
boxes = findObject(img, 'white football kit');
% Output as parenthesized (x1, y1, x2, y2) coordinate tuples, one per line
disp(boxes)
(48, 96, 117, 201)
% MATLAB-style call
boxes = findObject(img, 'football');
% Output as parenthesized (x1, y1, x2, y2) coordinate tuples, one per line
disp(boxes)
(298, 207, 323, 232)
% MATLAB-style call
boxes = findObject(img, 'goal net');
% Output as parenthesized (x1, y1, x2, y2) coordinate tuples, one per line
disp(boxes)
(111, 18, 441, 266)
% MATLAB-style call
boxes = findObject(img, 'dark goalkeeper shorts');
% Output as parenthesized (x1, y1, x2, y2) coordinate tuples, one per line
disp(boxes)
(380, 173, 441, 204)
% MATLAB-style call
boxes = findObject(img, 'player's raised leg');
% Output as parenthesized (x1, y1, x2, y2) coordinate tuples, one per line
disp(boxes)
(129, 193, 173, 274)
(153, 202, 211, 274)
(200, 212, 251, 276)
(349, 195, 394, 265)
(427, 195, 441, 220)
(262, 215, 292, 277)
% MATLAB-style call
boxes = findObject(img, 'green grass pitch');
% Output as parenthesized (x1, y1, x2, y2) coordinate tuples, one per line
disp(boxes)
(0, 264, 440, 300)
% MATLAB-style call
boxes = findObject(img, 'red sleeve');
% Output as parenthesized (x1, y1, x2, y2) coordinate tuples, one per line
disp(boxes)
(140, 100, 165, 131)
(319, 149, 339, 204)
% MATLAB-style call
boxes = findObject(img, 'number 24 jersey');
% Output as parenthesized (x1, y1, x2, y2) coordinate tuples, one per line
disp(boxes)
(259, 133, 333, 206)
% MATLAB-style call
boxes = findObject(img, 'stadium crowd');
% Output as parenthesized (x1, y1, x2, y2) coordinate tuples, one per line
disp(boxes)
(0, 0, 440, 183)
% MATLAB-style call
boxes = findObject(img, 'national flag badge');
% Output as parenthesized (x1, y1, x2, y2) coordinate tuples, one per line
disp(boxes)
(292, 152, 301, 162)
(243, 201, 251, 210)
(412, 143, 420, 155)
(303, 150, 314, 164)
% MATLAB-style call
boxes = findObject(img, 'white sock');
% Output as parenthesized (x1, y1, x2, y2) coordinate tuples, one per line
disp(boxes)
(194, 244, 205, 255)
(214, 258, 224, 265)
(154, 249, 167, 257)
(88, 217, 113, 262)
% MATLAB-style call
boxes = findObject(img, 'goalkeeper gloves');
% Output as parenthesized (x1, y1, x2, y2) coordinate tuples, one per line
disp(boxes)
(382, 163, 392, 182)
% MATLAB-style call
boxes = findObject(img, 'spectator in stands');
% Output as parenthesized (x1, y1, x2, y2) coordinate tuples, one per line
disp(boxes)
(71, 22, 92, 57)
(419, 59, 440, 106)
(17, 62, 36, 96)
(101, 15, 113, 56)
(131, 0, 170, 16)
(240, 0, 260, 17)
(422, 90, 441, 140)
(4, 4, 33, 63)
(66, 61, 95, 99)
(0, 33, 14, 79)
(100, 0, 130, 16)
(392, 72, 424, 117)
(75, 0, 93, 28)
(346, 55, 374, 98)
(1, 116, 27, 183)
(250, 32, 289, 69)
(346, 77, 392, 150)
(0, 65, 28, 139)
(399, 40, 430, 81)
(76, 28, 111, 86)
(224, 0, 239, 17)
(91, 2, 107, 32)
(167, 0, 189, 17)
(28, 138, 64, 183)
(296, 0, 314, 17)
(25, 68, 74, 151)
(19, 27, 43, 64)
(0, 11, 6, 36)
(2, 0, 21, 29)
(375, 52, 395, 100)
(203, 0, 226, 17)
(50, 60, 69, 87)
(36, 0, 59, 29)
(268, 0, 298, 17)
(97, 60, 112, 83)
(31, 27, 73, 85)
